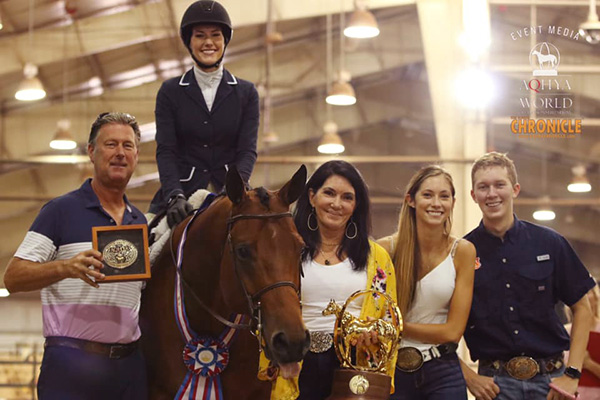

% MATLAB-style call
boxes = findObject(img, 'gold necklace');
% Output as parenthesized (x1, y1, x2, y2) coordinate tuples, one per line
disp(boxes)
(319, 246, 339, 266)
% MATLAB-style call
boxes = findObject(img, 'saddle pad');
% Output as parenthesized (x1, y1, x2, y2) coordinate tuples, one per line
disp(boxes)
(149, 189, 213, 265)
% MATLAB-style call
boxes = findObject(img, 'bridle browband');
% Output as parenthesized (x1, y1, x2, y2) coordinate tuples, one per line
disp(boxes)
(175, 206, 301, 350)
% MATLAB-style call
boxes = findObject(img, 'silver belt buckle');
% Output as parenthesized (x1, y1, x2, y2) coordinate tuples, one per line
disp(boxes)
(309, 331, 333, 353)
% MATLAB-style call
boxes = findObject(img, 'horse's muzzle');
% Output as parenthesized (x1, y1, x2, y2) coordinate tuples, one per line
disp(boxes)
(269, 329, 310, 364)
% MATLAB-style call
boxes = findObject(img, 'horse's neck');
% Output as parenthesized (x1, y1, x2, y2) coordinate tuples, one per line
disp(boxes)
(178, 198, 233, 335)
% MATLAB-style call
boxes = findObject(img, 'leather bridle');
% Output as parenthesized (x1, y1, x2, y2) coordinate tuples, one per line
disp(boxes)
(175, 207, 301, 352)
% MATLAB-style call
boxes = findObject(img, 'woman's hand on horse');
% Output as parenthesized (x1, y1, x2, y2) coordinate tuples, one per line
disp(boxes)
(350, 317, 379, 347)
(167, 195, 193, 227)
(60, 249, 105, 288)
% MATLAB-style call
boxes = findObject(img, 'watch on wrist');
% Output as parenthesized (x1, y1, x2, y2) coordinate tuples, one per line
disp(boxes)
(564, 366, 582, 379)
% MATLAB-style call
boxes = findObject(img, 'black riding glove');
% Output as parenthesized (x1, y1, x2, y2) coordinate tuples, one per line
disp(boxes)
(167, 195, 193, 228)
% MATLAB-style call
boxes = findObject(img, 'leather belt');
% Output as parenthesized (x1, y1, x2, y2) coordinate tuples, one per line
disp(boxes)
(309, 331, 334, 353)
(45, 336, 138, 359)
(396, 342, 458, 372)
(480, 354, 564, 380)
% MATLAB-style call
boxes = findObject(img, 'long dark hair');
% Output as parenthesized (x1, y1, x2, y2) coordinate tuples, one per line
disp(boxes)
(294, 160, 371, 271)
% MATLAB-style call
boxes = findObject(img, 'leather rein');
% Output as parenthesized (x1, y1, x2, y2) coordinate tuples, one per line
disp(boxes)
(174, 206, 301, 345)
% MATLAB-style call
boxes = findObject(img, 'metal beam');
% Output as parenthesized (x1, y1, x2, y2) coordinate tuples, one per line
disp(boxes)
(0, 193, 596, 206)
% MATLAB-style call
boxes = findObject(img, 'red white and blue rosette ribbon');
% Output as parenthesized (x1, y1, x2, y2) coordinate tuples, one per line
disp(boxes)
(183, 336, 230, 377)
(173, 197, 246, 400)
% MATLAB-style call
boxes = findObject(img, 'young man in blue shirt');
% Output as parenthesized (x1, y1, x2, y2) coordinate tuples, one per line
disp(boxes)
(460, 152, 595, 400)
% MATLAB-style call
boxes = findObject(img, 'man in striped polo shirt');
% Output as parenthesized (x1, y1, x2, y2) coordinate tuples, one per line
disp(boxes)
(4, 112, 147, 399)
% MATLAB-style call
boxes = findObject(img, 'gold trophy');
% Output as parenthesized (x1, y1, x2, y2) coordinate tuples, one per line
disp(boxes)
(322, 290, 402, 400)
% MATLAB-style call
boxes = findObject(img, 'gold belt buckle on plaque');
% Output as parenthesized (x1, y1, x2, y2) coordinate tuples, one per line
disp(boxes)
(309, 331, 333, 353)
(396, 347, 424, 372)
(505, 356, 540, 380)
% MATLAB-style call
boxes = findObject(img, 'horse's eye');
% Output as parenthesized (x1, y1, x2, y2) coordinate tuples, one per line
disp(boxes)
(235, 245, 252, 260)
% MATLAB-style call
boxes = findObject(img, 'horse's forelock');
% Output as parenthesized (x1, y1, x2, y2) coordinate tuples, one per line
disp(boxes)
(253, 187, 271, 210)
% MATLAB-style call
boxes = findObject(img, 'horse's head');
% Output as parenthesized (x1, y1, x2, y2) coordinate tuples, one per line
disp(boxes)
(322, 299, 342, 317)
(222, 165, 310, 376)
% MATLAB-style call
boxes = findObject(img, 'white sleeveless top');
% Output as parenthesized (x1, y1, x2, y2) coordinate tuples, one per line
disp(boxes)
(301, 258, 366, 333)
(401, 239, 459, 352)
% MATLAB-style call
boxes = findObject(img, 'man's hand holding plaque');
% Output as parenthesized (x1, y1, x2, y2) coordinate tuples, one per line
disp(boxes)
(92, 224, 151, 282)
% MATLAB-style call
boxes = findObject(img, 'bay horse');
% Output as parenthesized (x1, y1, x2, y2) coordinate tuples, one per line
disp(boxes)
(140, 165, 310, 399)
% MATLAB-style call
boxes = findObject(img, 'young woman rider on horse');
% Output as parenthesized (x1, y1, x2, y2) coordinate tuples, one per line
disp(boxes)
(148, 0, 259, 228)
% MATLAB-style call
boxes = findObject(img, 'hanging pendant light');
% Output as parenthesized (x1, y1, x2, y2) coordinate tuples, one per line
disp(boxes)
(50, 119, 77, 150)
(533, 157, 555, 221)
(16, 0, 46, 101)
(318, 121, 345, 154)
(326, 78, 357, 106)
(319, 14, 345, 155)
(328, 7, 357, 106)
(15, 63, 46, 101)
(533, 208, 556, 221)
(567, 165, 592, 193)
(579, 0, 600, 44)
(263, 131, 279, 143)
(533, 196, 555, 221)
(50, 24, 76, 150)
(344, 7, 379, 39)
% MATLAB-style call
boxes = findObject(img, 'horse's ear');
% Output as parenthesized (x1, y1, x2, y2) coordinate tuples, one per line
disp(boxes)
(226, 166, 247, 205)
(278, 164, 307, 206)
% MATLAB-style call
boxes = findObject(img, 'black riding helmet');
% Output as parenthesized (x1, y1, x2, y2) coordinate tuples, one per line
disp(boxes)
(180, 1, 232, 69)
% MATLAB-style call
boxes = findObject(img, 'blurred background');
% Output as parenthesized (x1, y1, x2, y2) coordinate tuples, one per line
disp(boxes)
(0, 0, 598, 398)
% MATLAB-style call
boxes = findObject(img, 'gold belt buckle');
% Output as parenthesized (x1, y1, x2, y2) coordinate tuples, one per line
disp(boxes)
(505, 356, 540, 380)
(396, 347, 424, 372)
(309, 331, 333, 353)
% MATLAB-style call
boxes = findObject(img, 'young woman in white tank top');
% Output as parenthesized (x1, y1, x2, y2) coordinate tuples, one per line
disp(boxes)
(378, 165, 476, 400)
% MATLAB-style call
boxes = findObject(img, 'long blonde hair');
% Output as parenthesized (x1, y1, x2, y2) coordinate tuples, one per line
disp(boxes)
(392, 165, 455, 316)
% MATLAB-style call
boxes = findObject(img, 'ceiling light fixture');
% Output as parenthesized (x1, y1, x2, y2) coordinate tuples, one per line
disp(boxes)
(328, 7, 357, 106)
(344, 2, 379, 39)
(15, 0, 46, 101)
(51, 25, 76, 150)
(568, 164, 592, 193)
(319, 14, 345, 155)
(534, 157, 555, 221)
(326, 76, 357, 106)
(533, 208, 556, 221)
(15, 63, 46, 101)
(50, 119, 77, 150)
(318, 121, 345, 154)
(579, 0, 600, 44)
(263, 131, 279, 144)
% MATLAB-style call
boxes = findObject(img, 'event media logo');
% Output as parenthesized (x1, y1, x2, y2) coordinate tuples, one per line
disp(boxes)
(509, 26, 582, 139)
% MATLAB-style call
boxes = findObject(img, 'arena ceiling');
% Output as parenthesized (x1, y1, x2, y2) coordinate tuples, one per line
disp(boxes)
(0, 0, 599, 291)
